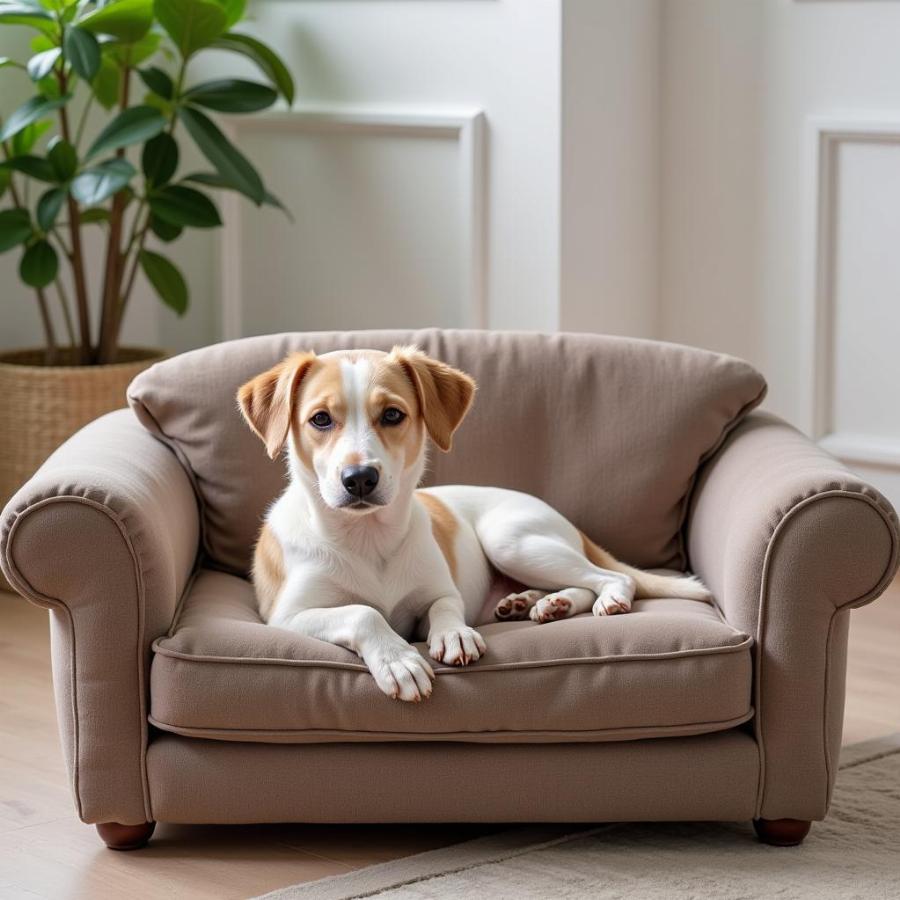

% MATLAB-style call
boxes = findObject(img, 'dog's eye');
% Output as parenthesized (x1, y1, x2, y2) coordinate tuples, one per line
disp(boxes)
(310, 411, 333, 429)
(381, 407, 406, 426)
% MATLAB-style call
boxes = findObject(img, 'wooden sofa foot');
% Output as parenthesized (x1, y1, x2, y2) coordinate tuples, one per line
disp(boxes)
(753, 818, 811, 846)
(96, 821, 156, 850)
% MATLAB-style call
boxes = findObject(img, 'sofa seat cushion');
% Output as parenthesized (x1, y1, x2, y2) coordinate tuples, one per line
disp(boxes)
(150, 570, 754, 743)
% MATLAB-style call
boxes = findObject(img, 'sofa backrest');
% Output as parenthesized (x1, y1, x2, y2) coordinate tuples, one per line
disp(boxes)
(128, 328, 766, 575)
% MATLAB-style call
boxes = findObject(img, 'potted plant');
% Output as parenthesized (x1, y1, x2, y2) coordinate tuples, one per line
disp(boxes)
(0, 0, 293, 523)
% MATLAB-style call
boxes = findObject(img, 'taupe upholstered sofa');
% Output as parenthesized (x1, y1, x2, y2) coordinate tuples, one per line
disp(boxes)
(2, 330, 897, 851)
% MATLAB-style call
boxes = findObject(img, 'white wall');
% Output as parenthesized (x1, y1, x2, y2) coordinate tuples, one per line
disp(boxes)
(560, 0, 660, 337)
(659, 0, 900, 508)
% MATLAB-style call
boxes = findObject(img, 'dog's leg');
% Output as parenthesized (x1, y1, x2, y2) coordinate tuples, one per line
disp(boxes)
(426, 595, 487, 666)
(277, 605, 435, 702)
(479, 526, 635, 619)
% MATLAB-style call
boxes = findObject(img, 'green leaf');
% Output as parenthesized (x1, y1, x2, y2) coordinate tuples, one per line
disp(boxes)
(148, 211, 180, 242)
(26, 46, 60, 81)
(91, 53, 120, 108)
(137, 65, 172, 99)
(36, 185, 65, 231)
(0, 166, 9, 200)
(184, 78, 276, 113)
(20, 238, 58, 287)
(0, 2, 54, 30)
(35, 72, 60, 99)
(70, 156, 135, 204)
(0, 95, 68, 143)
(177, 105, 263, 203)
(213, 0, 244, 29)
(29, 33, 53, 53)
(0, 207, 32, 252)
(149, 183, 221, 228)
(10, 118, 51, 155)
(212, 32, 293, 106)
(64, 24, 100, 81)
(104, 29, 159, 66)
(139, 248, 187, 314)
(47, 137, 77, 179)
(142, 90, 171, 116)
(141, 131, 177, 186)
(6, 153, 57, 181)
(85, 104, 165, 159)
(155, 0, 227, 58)
(183, 169, 292, 220)
(79, 0, 153, 42)
(0, 56, 27, 71)
(0, 0, 50, 12)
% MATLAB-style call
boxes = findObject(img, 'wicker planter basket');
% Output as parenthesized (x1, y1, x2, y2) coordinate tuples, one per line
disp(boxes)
(0, 346, 165, 525)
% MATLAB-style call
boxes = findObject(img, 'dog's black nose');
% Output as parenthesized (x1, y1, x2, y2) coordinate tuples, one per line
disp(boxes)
(341, 465, 380, 498)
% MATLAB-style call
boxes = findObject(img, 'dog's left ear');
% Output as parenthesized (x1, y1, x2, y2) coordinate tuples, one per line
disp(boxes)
(237, 351, 317, 459)
(390, 346, 476, 452)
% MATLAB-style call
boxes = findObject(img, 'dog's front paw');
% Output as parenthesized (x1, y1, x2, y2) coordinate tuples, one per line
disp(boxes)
(429, 626, 486, 666)
(367, 642, 435, 702)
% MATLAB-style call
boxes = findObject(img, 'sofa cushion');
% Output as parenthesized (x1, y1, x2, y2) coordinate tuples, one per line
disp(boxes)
(127, 329, 766, 574)
(149, 570, 754, 743)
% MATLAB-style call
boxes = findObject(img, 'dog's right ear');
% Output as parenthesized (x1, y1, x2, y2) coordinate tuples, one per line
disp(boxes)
(237, 351, 317, 459)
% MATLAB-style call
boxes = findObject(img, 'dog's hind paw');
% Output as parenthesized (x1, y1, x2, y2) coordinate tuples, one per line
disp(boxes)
(494, 589, 544, 620)
(593, 580, 634, 616)
(529, 593, 575, 623)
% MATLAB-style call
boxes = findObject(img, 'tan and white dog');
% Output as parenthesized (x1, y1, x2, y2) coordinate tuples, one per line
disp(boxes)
(238, 347, 712, 703)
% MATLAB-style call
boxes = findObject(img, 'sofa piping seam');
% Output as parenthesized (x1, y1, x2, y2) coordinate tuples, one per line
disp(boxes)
(822, 608, 839, 815)
(145, 709, 755, 741)
(150, 633, 754, 673)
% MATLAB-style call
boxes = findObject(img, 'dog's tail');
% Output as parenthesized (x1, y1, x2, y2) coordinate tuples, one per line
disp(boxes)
(579, 531, 713, 603)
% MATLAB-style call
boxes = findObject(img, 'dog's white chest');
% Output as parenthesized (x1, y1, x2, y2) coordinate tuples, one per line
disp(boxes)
(273, 500, 437, 635)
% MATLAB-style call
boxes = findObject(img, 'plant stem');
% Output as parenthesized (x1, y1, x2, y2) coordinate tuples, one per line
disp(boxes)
(113, 59, 188, 347)
(116, 214, 151, 335)
(96, 55, 133, 365)
(54, 277, 76, 348)
(56, 72, 92, 364)
(50, 226, 72, 258)
(35, 288, 59, 366)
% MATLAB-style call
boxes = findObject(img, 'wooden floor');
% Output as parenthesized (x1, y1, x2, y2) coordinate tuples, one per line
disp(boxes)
(1, 581, 898, 900)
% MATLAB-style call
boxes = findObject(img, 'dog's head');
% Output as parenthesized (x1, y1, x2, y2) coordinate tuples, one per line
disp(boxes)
(237, 347, 476, 514)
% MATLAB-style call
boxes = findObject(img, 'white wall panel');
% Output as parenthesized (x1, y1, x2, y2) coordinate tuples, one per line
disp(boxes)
(831, 139, 900, 442)
(220, 109, 484, 337)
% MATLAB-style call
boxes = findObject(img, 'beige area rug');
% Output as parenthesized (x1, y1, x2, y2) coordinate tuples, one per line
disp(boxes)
(256, 735, 900, 900)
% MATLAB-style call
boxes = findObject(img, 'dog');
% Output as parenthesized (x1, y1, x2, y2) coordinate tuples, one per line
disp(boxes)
(237, 346, 712, 702)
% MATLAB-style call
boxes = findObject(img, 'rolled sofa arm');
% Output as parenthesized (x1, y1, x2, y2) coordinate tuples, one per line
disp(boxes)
(1, 409, 199, 825)
(687, 411, 899, 821)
